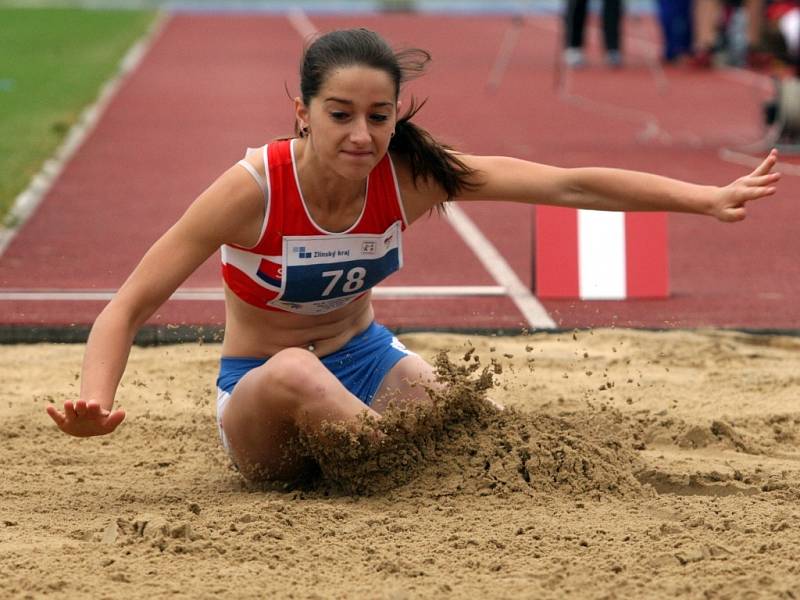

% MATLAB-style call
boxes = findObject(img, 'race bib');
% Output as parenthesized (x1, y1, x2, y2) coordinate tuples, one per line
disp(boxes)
(268, 221, 402, 315)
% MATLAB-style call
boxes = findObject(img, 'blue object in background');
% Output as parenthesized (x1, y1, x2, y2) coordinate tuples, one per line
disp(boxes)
(657, 0, 693, 61)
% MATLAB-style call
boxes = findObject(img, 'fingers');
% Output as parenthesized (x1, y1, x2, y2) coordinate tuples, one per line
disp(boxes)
(67, 400, 107, 419)
(85, 401, 103, 419)
(729, 170, 779, 209)
(720, 206, 747, 223)
(74, 399, 85, 417)
(49, 399, 125, 436)
(745, 186, 777, 201)
(750, 148, 778, 176)
(748, 173, 781, 187)
(730, 207, 746, 221)
(63, 400, 79, 421)
(102, 409, 126, 432)
(45, 404, 67, 428)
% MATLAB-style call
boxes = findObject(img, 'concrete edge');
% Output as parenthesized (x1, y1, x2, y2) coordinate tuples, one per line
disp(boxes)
(0, 325, 797, 346)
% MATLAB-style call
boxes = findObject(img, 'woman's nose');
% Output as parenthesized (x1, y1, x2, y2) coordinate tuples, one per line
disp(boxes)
(349, 117, 370, 144)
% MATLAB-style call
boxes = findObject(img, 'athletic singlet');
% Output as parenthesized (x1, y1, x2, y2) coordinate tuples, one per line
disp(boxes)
(221, 139, 408, 315)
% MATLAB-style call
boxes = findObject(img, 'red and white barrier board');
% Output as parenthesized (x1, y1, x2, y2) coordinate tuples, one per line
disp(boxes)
(534, 206, 668, 299)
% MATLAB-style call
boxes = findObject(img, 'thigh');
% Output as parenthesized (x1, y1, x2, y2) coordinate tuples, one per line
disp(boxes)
(221, 368, 311, 481)
(221, 350, 378, 481)
(370, 354, 443, 414)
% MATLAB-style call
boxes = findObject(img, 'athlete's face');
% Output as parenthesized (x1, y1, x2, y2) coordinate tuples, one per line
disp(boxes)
(297, 65, 398, 179)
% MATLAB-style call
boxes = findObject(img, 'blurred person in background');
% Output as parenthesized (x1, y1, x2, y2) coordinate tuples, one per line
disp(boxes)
(657, 0, 694, 63)
(762, 1, 800, 65)
(690, 0, 770, 67)
(564, 0, 624, 67)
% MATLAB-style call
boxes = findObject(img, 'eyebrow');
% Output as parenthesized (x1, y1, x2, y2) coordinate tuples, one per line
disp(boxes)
(323, 97, 394, 108)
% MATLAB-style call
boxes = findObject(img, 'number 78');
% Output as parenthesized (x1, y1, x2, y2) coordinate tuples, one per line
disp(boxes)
(322, 267, 367, 296)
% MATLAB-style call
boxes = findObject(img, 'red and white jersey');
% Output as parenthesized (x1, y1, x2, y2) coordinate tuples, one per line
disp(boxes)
(221, 139, 408, 315)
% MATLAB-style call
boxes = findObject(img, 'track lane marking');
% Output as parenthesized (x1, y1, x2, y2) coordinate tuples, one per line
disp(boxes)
(718, 148, 800, 176)
(0, 286, 508, 302)
(445, 205, 556, 328)
(287, 7, 319, 42)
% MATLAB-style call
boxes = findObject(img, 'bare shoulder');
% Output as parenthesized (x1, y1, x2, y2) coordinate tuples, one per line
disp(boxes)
(178, 159, 267, 249)
(241, 144, 268, 177)
(389, 151, 449, 224)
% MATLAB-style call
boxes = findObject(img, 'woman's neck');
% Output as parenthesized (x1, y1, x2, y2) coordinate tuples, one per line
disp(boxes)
(293, 138, 366, 218)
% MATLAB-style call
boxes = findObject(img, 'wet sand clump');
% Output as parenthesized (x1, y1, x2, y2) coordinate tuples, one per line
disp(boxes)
(296, 351, 642, 497)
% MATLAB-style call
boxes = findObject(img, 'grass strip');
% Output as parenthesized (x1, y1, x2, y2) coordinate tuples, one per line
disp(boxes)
(0, 8, 156, 222)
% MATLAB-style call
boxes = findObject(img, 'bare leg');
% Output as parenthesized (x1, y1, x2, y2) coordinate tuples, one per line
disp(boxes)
(745, 0, 764, 48)
(694, 0, 721, 52)
(370, 354, 441, 414)
(371, 354, 504, 414)
(220, 348, 379, 481)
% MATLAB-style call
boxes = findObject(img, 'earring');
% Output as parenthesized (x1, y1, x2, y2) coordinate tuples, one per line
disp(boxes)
(301, 125, 310, 136)
(390, 131, 395, 138)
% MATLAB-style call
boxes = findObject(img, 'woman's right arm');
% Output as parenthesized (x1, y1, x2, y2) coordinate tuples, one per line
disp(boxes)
(46, 163, 265, 437)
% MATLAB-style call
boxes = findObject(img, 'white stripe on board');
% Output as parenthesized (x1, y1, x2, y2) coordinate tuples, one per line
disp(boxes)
(578, 209, 626, 300)
(0, 285, 507, 302)
(0, 13, 171, 258)
(445, 205, 556, 328)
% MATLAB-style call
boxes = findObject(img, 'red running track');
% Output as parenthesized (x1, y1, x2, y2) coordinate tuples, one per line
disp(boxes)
(0, 13, 798, 333)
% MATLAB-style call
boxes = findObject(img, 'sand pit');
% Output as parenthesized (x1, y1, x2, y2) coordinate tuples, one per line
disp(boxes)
(2, 329, 800, 598)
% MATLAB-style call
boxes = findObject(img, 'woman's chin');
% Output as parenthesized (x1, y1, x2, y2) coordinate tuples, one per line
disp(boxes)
(334, 162, 375, 180)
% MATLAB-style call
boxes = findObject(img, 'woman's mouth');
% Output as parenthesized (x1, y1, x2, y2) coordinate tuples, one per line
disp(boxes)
(341, 149, 373, 158)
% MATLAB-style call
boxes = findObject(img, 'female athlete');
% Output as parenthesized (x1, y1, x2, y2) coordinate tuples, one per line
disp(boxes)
(46, 28, 781, 482)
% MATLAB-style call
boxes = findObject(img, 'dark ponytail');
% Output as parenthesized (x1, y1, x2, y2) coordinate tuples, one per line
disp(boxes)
(389, 98, 478, 203)
(298, 29, 478, 204)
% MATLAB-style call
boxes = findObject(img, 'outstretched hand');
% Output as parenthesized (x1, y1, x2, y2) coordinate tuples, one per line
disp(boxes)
(712, 149, 781, 222)
(46, 400, 126, 437)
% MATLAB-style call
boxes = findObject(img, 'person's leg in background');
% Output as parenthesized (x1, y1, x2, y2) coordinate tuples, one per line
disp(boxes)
(744, 0, 771, 68)
(602, 0, 624, 66)
(691, 0, 723, 67)
(564, 0, 589, 66)
(657, 0, 694, 63)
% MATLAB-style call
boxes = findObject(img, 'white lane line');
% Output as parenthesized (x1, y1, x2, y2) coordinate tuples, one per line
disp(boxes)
(373, 285, 506, 298)
(0, 12, 171, 258)
(287, 6, 320, 42)
(445, 205, 556, 328)
(486, 15, 524, 91)
(0, 286, 508, 302)
(718, 148, 800, 176)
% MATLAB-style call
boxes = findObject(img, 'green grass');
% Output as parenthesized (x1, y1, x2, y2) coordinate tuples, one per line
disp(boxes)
(0, 8, 156, 222)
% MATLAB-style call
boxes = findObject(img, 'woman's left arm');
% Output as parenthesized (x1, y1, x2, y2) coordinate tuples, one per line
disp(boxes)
(457, 150, 780, 223)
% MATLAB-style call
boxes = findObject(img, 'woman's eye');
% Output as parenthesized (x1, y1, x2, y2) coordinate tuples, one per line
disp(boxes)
(371, 114, 389, 122)
(330, 112, 349, 120)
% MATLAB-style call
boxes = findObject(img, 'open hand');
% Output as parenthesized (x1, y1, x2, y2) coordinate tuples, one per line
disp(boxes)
(46, 400, 126, 437)
(712, 149, 781, 222)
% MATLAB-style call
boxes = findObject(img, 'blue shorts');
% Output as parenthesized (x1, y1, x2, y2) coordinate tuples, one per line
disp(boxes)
(215, 322, 414, 455)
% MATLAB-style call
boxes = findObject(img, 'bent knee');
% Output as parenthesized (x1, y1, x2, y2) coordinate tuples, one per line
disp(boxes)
(246, 347, 322, 398)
